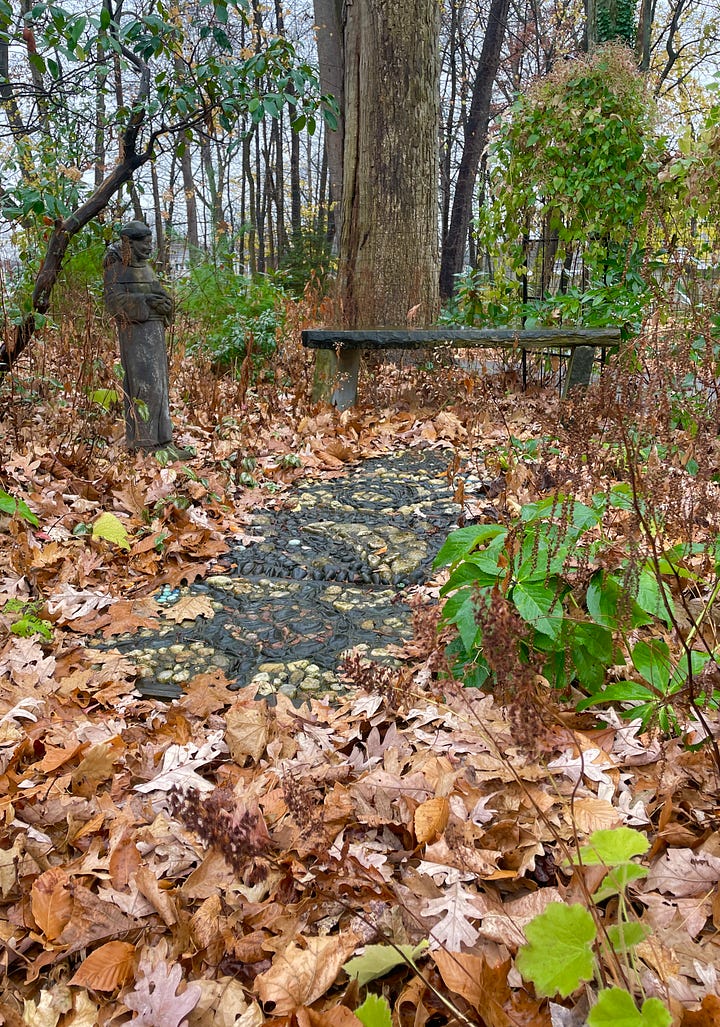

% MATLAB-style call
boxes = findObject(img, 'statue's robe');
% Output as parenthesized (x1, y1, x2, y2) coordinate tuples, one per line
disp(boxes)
(103, 248, 173, 451)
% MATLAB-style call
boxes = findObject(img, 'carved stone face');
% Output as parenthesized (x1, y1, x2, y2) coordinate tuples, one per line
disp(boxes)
(128, 233, 153, 264)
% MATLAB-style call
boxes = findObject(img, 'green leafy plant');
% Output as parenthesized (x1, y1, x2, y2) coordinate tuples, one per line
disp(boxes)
(517, 828, 670, 1026)
(435, 489, 720, 729)
(0, 488, 39, 527)
(343, 941, 428, 989)
(354, 994, 392, 1027)
(179, 258, 286, 375)
(4, 598, 53, 641)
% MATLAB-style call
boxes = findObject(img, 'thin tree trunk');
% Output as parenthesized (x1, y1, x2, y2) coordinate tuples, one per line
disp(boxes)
(181, 147, 199, 254)
(313, 0, 344, 243)
(439, 0, 510, 299)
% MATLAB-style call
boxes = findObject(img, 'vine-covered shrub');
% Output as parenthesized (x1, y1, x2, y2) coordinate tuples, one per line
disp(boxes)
(458, 45, 665, 333)
(489, 44, 662, 248)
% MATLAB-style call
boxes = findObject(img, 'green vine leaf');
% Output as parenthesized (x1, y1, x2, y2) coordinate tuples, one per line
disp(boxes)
(515, 903, 596, 997)
(343, 941, 428, 988)
(576, 827, 650, 865)
(587, 987, 672, 1027)
(354, 994, 392, 1027)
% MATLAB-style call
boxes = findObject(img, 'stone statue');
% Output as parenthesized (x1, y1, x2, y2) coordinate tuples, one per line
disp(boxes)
(103, 220, 184, 455)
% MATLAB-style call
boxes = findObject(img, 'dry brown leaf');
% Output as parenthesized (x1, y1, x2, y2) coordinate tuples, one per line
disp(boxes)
(681, 994, 720, 1026)
(55, 884, 139, 955)
(30, 867, 73, 941)
(646, 848, 720, 898)
(225, 701, 270, 764)
(71, 740, 123, 796)
(69, 940, 136, 991)
(188, 978, 262, 1027)
(163, 594, 216, 623)
(254, 934, 359, 1016)
(108, 834, 142, 890)
(189, 895, 224, 950)
(133, 865, 178, 927)
(296, 1006, 364, 1027)
(414, 796, 450, 845)
(433, 949, 512, 1027)
(571, 796, 622, 834)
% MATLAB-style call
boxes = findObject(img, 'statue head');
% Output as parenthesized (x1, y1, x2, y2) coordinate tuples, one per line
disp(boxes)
(120, 220, 152, 240)
(119, 221, 153, 265)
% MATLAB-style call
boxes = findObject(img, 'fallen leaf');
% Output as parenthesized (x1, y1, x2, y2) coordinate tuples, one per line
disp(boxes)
(422, 881, 480, 950)
(69, 941, 136, 991)
(225, 702, 270, 764)
(164, 594, 216, 624)
(646, 848, 720, 898)
(92, 512, 131, 550)
(433, 950, 513, 1027)
(254, 934, 359, 1016)
(414, 796, 450, 845)
(682, 994, 720, 1026)
(31, 867, 73, 941)
(124, 959, 202, 1027)
(188, 977, 263, 1027)
(296, 1007, 364, 1027)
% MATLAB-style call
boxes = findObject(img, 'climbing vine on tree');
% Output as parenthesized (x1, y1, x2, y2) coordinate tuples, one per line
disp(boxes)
(468, 44, 665, 329)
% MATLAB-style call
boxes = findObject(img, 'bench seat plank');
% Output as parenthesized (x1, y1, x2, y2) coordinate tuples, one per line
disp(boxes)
(301, 327, 621, 351)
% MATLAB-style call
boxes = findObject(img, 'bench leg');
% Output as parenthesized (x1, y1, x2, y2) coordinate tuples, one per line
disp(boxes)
(331, 350, 360, 411)
(563, 346, 595, 396)
(311, 350, 337, 403)
(311, 350, 360, 409)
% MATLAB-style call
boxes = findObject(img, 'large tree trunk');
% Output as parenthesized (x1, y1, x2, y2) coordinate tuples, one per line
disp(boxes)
(337, 0, 440, 329)
(439, 0, 510, 299)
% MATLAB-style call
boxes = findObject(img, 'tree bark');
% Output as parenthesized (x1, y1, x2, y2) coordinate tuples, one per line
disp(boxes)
(181, 146, 200, 254)
(439, 0, 510, 299)
(337, 0, 440, 329)
(313, 0, 344, 242)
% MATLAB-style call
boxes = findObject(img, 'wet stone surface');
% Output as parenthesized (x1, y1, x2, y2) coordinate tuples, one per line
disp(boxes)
(94, 449, 463, 701)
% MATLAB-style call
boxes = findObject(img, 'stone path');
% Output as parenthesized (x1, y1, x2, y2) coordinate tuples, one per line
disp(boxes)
(100, 448, 468, 700)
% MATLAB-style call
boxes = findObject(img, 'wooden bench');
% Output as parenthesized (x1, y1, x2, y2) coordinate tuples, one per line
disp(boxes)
(301, 327, 621, 410)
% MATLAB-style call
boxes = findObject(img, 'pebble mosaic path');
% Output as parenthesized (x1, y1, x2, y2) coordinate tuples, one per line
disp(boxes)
(100, 448, 472, 701)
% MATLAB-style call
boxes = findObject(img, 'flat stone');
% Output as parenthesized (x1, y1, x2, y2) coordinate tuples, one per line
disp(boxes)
(206, 575, 235, 587)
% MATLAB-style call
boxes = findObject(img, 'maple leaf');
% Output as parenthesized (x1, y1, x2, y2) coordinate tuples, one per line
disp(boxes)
(421, 881, 481, 950)
(123, 960, 201, 1027)
(163, 594, 216, 623)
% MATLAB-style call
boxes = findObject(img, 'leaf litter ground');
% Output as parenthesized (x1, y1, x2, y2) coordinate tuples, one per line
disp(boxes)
(1, 375, 720, 1027)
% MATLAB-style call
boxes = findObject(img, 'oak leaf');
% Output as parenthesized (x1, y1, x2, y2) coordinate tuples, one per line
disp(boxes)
(124, 959, 202, 1027)
(421, 882, 480, 950)
(45, 585, 114, 623)
(69, 940, 136, 991)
